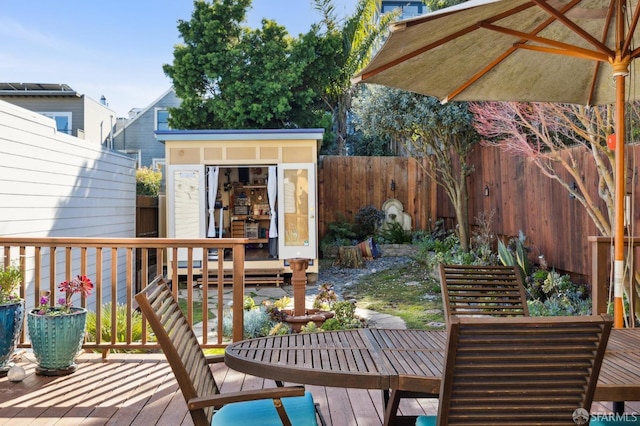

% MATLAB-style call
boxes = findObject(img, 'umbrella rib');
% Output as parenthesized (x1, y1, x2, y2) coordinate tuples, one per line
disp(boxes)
(479, 22, 610, 62)
(623, 0, 640, 55)
(444, 0, 596, 102)
(531, 0, 614, 57)
(513, 43, 609, 61)
(358, 2, 536, 81)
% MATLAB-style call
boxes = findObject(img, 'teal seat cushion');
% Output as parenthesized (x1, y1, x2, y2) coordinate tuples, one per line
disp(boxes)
(418, 415, 640, 425)
(211, 391, 318, 425)
(590, 418, 639, 425)
(415, 415, 436, 426)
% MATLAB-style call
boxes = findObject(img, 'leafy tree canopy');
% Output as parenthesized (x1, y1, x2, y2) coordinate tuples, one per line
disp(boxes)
(352, 85, 479, 251)
(163, 0, 338, 130)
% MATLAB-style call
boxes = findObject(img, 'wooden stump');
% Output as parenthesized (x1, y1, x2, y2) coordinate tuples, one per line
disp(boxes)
(338, 246, 364, 268)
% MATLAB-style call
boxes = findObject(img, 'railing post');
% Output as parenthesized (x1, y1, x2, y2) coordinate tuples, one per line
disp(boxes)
(232, 242, 245, 342)
(589, 236, 611, 315)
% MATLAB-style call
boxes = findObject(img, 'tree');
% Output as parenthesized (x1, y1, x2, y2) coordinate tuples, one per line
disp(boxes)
(163, 0, 335, 130)
(352, 85, 479, 251)
(470, 102, 620, 237)
(471, 101, 640, 321)
(314, 0, 397, 155)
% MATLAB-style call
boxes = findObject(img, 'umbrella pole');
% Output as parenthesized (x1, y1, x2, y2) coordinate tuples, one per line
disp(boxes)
(614, 72, 626, 329)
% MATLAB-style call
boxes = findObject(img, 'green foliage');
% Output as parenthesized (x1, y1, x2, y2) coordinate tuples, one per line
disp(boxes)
(524, 269, 590, 317)
(377, 221, 412, 244)
(320, 318, 342, 331)
(243, 296, 256, 311)
(273, 296, 292, 309)
(164, 0, 335, 130)
(351, 85, 478, 251)
(86, 303, 155, 352)
(268, 322, 291, 335)
(527, 272, 591, 317)
(313, 283, 338, 310)
(0, 264, 22, 304)
(498, 231, 533, 284)
(315, 0, 398, 155)
(341, 260, 443, 329)
(300, 321, 321, 333)
(136, 167, 162, 196)
(348, 130, 393, 156)
(354, 205, 385, 239)
(331, 300, 361, 329)
(221, 307, 276, 339)
(319, 212, 357, 254)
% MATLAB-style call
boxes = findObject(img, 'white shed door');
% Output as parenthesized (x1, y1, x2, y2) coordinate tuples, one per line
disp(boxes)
(278, 163, 317, 260)
(167, 165, 205, 263)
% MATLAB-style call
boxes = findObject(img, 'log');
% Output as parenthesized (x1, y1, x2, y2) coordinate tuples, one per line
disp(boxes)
(338, 246, 364, 268)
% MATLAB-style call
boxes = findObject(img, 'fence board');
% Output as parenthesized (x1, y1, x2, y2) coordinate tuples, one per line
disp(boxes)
(317, 143, 633, 283)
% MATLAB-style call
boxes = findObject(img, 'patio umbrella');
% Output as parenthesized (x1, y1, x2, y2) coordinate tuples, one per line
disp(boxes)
(354, 0, 640, 327)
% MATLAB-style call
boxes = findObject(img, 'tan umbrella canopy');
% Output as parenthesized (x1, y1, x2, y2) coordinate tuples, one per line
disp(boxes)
(354, 0, 640, 327)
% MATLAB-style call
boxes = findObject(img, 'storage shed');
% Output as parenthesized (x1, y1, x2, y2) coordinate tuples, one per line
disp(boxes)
(155, 129, 323, 276)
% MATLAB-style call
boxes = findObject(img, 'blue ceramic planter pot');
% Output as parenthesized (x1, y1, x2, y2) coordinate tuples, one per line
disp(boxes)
(0, 301, 24, 375)
(27, 307, 87, 376)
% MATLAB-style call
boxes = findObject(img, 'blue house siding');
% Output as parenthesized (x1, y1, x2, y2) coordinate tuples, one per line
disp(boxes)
(112, 89, 181, 168)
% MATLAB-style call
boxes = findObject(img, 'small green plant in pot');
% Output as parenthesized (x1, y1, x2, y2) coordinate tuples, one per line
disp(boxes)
(27, 275, 93, 376)
(0, 264, 24, 376)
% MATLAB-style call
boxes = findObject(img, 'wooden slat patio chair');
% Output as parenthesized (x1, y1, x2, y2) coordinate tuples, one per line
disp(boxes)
(388, 264, 530, 419)
(135, 275, 322, 426)
(416, 314, 613, 426)
(439, 264, 529, 319)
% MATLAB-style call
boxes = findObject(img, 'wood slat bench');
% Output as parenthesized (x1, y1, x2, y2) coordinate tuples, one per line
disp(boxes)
(196, 268, 284, 287)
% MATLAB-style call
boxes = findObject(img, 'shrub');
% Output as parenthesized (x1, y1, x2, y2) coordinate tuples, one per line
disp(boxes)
(220, 307, 276, 339)
(268, 322, 291, 335)
(319, 213, 357, 255)
(354, 205, 385, 239)
(136, 167, 162, 196)
(86, 303, 154, 352)
(300, 321, 321, 333)
(313, 283, 337, 310)
(332, 300, 361, 329)
(377, 221, 411, 244)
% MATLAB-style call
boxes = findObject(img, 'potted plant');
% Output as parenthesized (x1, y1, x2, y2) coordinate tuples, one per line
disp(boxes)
(0, 264, 24, 376)
(27, 275, 93, 376)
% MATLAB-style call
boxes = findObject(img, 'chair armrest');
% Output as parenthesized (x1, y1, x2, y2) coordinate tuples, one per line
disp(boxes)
(205, 354, 225, 364)
(188, 385, 306, 410)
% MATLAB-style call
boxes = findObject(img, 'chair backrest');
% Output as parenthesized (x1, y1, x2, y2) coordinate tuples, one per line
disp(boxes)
(436, 314, 612, 426)
(439, 264, 529, 318)
(135, 275, 217, 426)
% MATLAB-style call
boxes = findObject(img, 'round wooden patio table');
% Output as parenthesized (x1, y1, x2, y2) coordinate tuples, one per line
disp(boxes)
(225, 328, 640, 423)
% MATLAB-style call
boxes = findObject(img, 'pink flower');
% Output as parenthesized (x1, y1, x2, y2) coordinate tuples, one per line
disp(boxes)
(34, 276, 93, 315)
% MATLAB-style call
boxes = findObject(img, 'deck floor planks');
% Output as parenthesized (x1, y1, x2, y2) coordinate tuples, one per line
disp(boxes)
(1, 352, 639, 425)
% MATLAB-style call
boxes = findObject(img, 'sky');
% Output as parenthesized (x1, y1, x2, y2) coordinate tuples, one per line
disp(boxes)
(0, 0, 358, 118)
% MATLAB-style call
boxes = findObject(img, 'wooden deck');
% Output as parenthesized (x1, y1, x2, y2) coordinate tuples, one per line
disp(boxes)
(0, 352, 637, 425)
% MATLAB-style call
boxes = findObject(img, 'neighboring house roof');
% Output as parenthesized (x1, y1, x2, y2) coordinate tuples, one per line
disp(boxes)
(113, 88, 176, 138)
(0, 83, 81, 98)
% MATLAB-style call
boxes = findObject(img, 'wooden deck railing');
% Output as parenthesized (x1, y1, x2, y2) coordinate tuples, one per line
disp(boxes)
(589, 236, 638, 327)
(0, 237, 249, 352)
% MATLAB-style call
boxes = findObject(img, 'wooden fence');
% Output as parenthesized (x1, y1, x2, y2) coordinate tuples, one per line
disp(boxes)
(317, 156, 435, 238)
(318, 145, 640, 283)
(136, 195, 159, 238)
(135, 151, 633, 285)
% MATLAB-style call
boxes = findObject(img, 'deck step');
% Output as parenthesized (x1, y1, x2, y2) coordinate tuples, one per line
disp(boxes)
(196, 268, 284, 287)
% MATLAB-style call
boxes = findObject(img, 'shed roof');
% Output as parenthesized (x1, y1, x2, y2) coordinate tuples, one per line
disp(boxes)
(155, 128, 324, 143)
